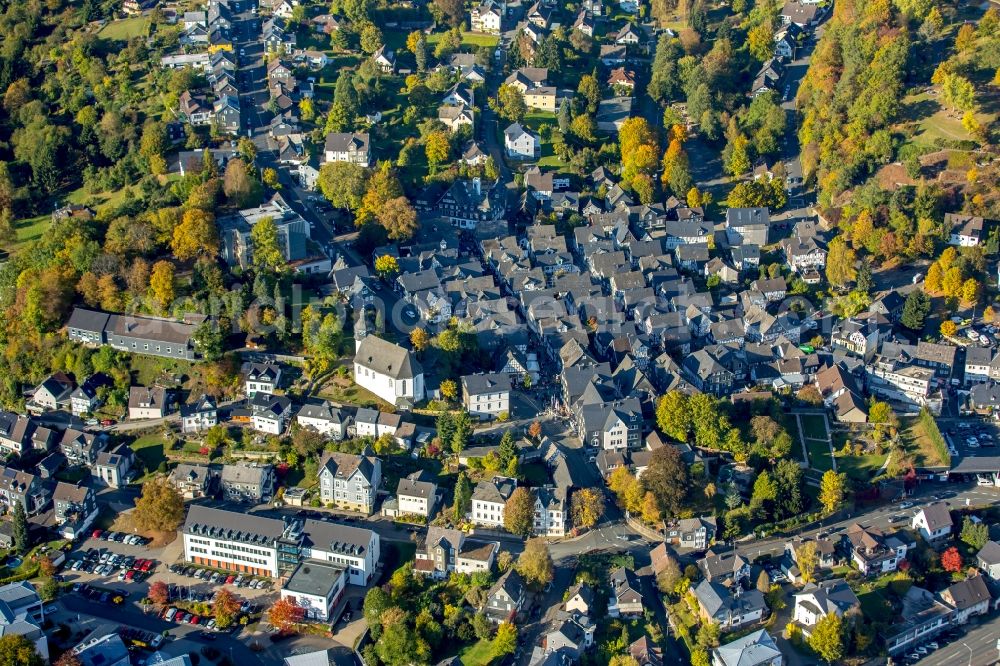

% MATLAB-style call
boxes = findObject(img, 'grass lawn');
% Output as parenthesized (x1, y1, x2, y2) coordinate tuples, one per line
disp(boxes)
(799, 414, 829, 440)
(98, 17, 150, 40)
(897, 89, 996, 150)
(519, 462, 549, 486)
(459, 639, 495, 666)
(803, 437, 833, 472)
(856, 572, 912, 621)
(56, 467, 91, 483)
(857, 588, 891, 622)
(9, 214, 50, 251)
(522, 111, 557, 131)
(129, 355, 193, 387)
(425, 30, 499, 48)
(317, 379, 392, 410)
(131, 433, 169, 477)
(900, 416, 948, 468)
(836, 451, 888, 481)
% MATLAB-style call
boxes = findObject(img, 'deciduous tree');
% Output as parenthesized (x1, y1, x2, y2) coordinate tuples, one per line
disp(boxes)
(0, 634, 44, 666)
(148, 261, 176, 312)
(794, 541, 818, 583)
(269, 597, 305, 632)
(642, 445, 690, 518)
(378, 196, 419, 241)
(148, 581, 169, 605)
(570, 488, 604, 529)
(375, 254, 400, 279)
(250, 217, 285, 271)
(818, 470, 846, 514)
(489, 85, 527, 122)
(318, 162, 368, 211)
(808, 612, 845, 664)
(516, 538, 554, 588)
(656, 390, 691, 442)
(504, 487, 536, 537)
(941, 546, 963, 572)
(492, 621, 517, 657)
(223, 158, 261, 207)
(171, 209, 218, 261)
(425, 131, 450, 167)
(825, 237, 857, 288)
(440, 379, 458, 401)
(214, 588, 242, 628)
(133, 476, 185, 532)
(410, 327, 430, 352)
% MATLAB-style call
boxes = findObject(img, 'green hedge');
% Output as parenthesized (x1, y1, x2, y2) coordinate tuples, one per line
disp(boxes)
(0, 564, 39, 585)
(918, 408, 950, 467)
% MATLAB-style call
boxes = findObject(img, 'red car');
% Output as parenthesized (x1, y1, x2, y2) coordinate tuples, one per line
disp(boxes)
(124, 570, 135, 582)
(225, 575, 235, 585)
(189, 616, 200, 625)
(132, 559, 144, 570)
(92, 530, 103, 539)
(141, 560, 153, 573)
(100, 419, 115, 426)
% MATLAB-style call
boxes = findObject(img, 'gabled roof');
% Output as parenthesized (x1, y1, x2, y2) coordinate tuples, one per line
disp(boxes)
(609, 567, 642, 604)
(355, 335, 422, 380)
(471, 476, 516, 503)
(319, 452, 376, 484)
(941, 575, 991, 610)
(794, 578, 859, 616)
(915, 502, 953, 532)
(324, 132, 369, 154)
(977, 540, 1000, 566)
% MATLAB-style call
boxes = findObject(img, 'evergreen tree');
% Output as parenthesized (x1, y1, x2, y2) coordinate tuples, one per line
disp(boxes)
(901, 290, 931, 331)
(856, 259, 873, 295)
(453, 472, 472, 521)
(12, 502, 28, 555)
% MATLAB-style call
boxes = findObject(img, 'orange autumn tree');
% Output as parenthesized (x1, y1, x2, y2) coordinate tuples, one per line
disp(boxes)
(269, 597, 304, 632)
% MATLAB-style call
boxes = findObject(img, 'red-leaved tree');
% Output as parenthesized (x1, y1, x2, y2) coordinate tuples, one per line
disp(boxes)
(149, 581, 169, 605)
(214, 587, 242, 628)
(941, 547, 963, 573)
(269, 597, 304, 632)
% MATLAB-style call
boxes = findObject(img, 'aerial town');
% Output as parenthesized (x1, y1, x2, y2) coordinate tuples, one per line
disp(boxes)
(0, 0, 998, 664)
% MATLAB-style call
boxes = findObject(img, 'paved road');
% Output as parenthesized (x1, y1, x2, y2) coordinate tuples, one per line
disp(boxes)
(915, 614, 1000, 666)
(732, 481, 999, 562)
(105, 399, 243, 433)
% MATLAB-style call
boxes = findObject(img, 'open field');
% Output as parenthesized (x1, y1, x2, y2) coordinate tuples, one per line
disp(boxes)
(98, 17, 150, 40)
(897, 89, 996, 149)
(425, 30, 499, 48)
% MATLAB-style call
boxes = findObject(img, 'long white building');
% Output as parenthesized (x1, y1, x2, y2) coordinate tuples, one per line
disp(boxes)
(182, 505, 380, 586)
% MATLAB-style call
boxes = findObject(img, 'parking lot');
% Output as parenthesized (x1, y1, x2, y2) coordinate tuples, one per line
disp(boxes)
(943, 418, 1000, 461)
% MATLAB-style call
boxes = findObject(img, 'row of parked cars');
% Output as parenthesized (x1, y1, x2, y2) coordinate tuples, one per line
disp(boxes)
(162, 607, 218, 630)
(71, 548, 157, 581)
(71, 582, 128, 604)
(92, 530, 150, 546)
(167, 563, 271, 590)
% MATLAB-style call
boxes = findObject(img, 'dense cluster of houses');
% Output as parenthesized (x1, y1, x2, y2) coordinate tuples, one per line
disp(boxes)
(644, 498, 1000, 664)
